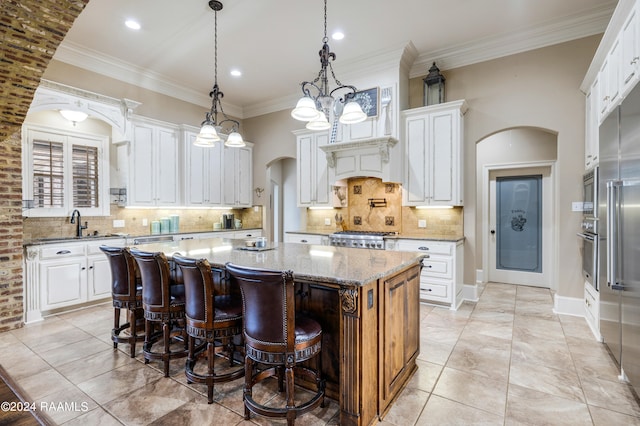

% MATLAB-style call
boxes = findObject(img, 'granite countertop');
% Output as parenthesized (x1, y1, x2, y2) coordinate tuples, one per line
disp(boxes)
(23, 228, 263, 246)
(286, 230, 464, 242)
(132, 238, 425, 287)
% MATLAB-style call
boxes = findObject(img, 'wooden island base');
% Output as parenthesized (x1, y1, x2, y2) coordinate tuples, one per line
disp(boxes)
(295, 262, 421, 425)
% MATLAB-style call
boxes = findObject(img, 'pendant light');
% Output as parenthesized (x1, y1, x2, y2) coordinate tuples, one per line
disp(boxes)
(195, 0, 245, 148)
(291, 0, 367, 131)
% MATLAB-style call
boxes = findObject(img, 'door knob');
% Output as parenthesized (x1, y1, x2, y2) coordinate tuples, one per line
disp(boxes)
(490, 230, 496, 235)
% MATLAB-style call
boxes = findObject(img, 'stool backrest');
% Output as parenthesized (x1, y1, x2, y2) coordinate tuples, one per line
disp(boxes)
(225, 263, 295, 351)
(130, 249, 172, 309)
(99, 246, 137, 303)
(172, 254, 213, 326)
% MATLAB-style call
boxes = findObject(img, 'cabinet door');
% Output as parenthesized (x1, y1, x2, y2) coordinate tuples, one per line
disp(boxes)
(622, 7, 639, 96)
(131, 124, 156, 206)
(156, 127, 180, 206)
(379, 266, 420, 410)
(404, 115, 429, 204)
(314, 133, 331, 205)
(87, 255, 112, 300)
(297, 134, 314, 206)
(185, 131, 223, 206)
(222, 145, 253, 207)
(430, 109, 457, 205)
(40, 257, 87, 311)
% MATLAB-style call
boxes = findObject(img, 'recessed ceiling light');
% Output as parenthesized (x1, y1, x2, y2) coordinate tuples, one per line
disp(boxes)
(230, 69, 242, 77)
(332, 31, 344, 40)
(125, 19, 141, 30)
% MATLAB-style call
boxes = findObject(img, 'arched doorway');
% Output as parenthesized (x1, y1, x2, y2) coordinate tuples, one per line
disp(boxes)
(478, 127, 558, 289)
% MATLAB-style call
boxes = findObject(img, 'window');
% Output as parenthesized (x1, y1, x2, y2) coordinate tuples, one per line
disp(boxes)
(23, 124, 110, 217)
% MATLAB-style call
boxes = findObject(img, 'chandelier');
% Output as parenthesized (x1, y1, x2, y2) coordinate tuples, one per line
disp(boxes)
(195, 0, 245, 148)
(291, 0, 367, 131)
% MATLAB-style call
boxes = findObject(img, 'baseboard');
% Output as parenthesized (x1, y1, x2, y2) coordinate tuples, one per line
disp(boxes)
(553, 293, 584, 317)
(462, 284, 479, 303)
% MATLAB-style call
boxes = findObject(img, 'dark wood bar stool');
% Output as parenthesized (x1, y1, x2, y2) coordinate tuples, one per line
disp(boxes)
(130, 249, 188, 377)
(99, 246, 145, 358)
(173, 254, 244, 403)
(226, 263, 325, 426)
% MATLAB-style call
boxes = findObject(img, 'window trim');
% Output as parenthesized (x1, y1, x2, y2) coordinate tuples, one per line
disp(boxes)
(22, 124, 111, 218)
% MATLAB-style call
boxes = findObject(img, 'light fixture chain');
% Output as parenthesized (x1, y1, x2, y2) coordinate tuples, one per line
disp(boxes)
(323, 0, 328, 41)
(214, 7, 218, 86)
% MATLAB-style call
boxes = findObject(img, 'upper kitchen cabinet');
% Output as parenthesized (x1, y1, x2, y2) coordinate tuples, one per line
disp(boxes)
(585, 83, 599, 169)
(183, 126, 223, 207)
(128, 117, 180, 207)
(295, 129, 333, 207)
(222, 143, 253, 208)
(402, 100, 467, 207)
(622, 4, 639, 99)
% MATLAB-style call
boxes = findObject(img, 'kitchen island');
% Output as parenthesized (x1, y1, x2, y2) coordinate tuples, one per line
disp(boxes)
(133, 237, 425, 425)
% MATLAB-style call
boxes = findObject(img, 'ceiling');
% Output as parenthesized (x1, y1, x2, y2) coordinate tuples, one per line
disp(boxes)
(54, 0, 617, 119)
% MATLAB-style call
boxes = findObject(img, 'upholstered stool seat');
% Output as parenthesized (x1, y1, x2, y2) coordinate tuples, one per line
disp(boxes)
(173, 255, 244, 404)
(99, 246, 145, 358)
(130, 249, 188, 377)
(226, 262, 325, 426)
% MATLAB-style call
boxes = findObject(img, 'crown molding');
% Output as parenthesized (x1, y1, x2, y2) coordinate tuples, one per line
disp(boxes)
(409, 2, 615, 78)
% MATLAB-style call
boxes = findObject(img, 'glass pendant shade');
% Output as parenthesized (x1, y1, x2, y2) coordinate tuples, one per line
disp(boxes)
(193, 135, 216, 148)
(306, 112, 331, 131)
(339, 101, 367, 124)
(197, 123, 221, 144)
(291, 96, 321, 121)
(224, 131, 245, 147)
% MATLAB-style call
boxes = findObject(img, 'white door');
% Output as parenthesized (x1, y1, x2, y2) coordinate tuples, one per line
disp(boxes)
(489, 167, 551, 287)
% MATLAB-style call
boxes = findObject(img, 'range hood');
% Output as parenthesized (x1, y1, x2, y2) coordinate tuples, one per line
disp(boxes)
(319, 137, 402, 182)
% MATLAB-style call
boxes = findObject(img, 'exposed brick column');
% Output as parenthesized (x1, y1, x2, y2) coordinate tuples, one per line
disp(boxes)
(0, 0, 88, 331)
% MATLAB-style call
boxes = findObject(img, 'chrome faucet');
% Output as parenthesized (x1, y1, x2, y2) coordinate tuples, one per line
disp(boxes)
(70, 209, 88, 237)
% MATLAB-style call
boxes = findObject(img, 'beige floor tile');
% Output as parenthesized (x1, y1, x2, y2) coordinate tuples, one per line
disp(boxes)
(102, 377, 198, 425)
(415, 394, 504, 425)
(417, 339, 455, 365)
(36, 335, 112, 367)
(56, 347, 138, 385)
(148, 400, 246, 425)
(381, 386, 429, 426)
(509, 357, 585, 403)
(433, 367, 508, 416)
(405, 359, 443, 393)
(510, 338, 575, 372)
(581, 375, 640, 417)
(589, 404, 640, 425)
(36, 385, 99, 424)
(15, 368, 76, 401)
(463, 317, 514, 340)
(77, 361, 165, 405)
(505, 383, 592, 425)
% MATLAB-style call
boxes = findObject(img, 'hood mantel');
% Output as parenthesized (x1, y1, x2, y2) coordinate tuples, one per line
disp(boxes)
(319, 137, 402, 182)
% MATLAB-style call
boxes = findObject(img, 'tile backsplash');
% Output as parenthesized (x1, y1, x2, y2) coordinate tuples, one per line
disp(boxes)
(23, 207, 263, 241)
(306, 177, 463, 237)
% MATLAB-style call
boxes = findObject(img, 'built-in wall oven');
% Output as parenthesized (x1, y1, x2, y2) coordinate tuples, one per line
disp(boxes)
(578, 166, 599, 290)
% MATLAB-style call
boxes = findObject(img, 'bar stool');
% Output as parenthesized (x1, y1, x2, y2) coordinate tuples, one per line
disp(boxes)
(99, 246, 145, 358)
(226, 263, 325, 426)
(173, 254, 244, 403)
(130, 249, 188, 377)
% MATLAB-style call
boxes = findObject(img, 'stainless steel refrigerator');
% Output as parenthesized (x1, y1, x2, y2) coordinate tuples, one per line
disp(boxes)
(599, 83, 640, 393)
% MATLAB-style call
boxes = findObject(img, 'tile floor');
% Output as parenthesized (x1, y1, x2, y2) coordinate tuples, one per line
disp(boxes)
(1, 282, 640, 425)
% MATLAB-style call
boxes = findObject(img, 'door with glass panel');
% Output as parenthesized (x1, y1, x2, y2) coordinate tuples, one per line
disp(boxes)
(489, 168, 551, 287)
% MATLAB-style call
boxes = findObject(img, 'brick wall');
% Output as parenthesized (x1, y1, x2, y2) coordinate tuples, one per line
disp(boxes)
(0, 1, 88, 331)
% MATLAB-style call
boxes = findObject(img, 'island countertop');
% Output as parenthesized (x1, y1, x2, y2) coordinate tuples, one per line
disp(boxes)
(131, 237, 425, 287)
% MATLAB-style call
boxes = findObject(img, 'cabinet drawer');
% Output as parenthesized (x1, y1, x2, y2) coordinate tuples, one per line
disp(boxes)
(395, 240, 453, 256)
(422, 257, 453, 279)
(420, 281, 451, 303)
(40, 244, 85, 259)
(285, 234, 325, 244)
(86, 239, 125, 255)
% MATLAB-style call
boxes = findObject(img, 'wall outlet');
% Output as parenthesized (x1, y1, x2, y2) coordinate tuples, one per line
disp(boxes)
(113, 219, 125, 228)
(325, 218, 331, 225)
(418, 219, 427, 228)
(572, 201, 584, 212)
(142, 218, 148, 226)
(254, 206, 259, 212)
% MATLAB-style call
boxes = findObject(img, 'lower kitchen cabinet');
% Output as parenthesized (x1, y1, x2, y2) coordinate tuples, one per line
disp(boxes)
(584, 281, 600, 339)
(284, 232, 329, 245)
(24, 238, 126, 323)
(386, 238, 464, 309)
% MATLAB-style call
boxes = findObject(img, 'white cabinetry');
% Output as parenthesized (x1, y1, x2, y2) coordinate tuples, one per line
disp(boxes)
(183, 128, 223, 207)
(24, 238, 126, 323)
(285, 233, 329, 245)
(223, 144, 253, 207)
(402, 100, 467, 206)
(622, 6, 640, 98)
(295, 130, 333, 207)
(585, 84, 599, 169)
(584, 282, 601, 340)
(129, 118, 180, 206)
(386, 238, 463, 309)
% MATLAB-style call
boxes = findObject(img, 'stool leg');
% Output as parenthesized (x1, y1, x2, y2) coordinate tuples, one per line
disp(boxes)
(163, 321, 170, 377)
(207, 340, 214, 404)
(113, 307, 120, 348)
(144, 319, 152, 364)
(243, 357, 254, 420)
(317, 352, 325, 408)
(285, 365, 296, 425)
(185, 335, 195, 384)
(128, 308, 137, 358)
